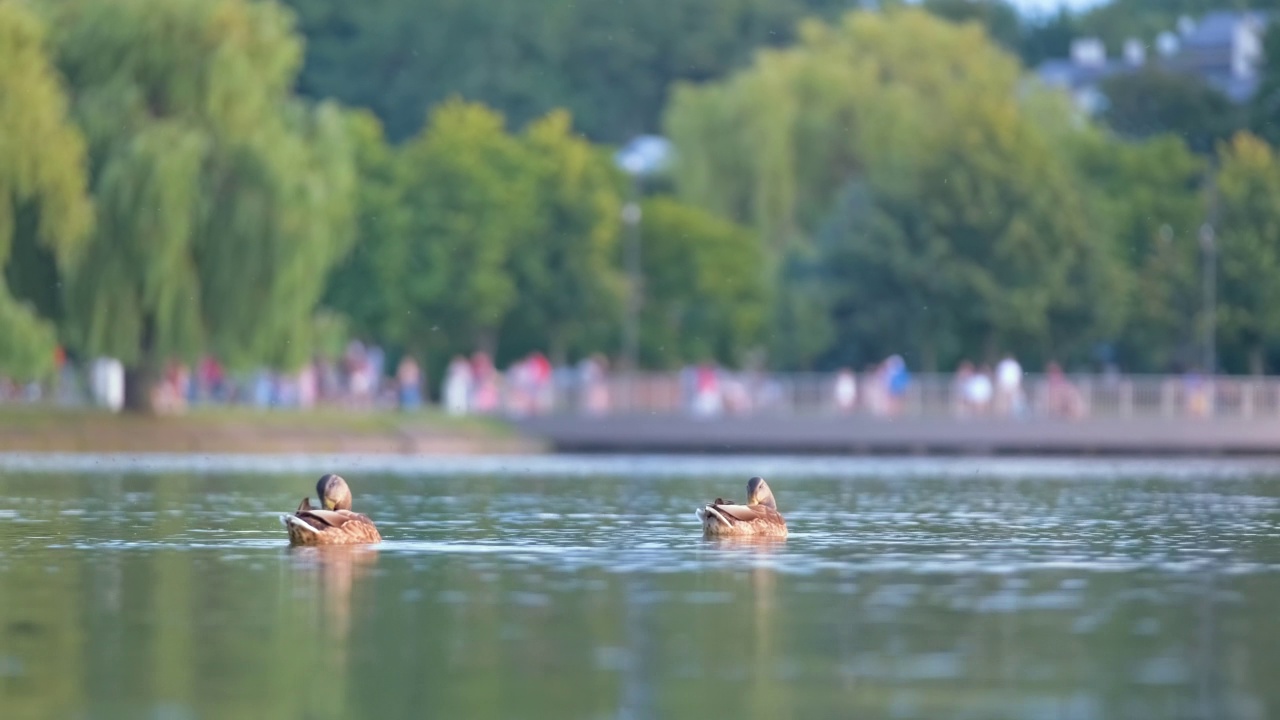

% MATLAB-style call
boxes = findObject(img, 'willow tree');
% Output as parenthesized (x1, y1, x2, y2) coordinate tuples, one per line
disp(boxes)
(665, 7, 1125, 369)
(44, 0, 355, 410)
(0, 2, 93, 379)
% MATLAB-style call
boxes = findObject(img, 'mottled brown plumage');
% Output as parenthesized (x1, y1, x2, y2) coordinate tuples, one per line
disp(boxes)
(281, 474, 382, 546)
(696, 477, 788, 538)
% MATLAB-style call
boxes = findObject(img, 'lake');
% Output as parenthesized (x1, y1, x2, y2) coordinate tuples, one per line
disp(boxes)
(0, 456, 1278, 720)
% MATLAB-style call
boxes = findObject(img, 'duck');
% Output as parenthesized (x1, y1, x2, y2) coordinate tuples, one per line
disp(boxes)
(280, 474, 383, 546)
(696, 476, 788, 538)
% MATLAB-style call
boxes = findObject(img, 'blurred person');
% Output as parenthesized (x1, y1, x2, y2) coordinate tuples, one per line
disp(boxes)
(952, 361, 975, 416)
(298, 359, 318, 409)
(1043, 362, 1085, 420)
(834, 367, 857, 414)
(528, 351, 553, 415)
(578, 354, 610, 416)
(884, 355, 910, 416)
(965, 364, 994, 416)
(367, 344, 386, 398)
(443, 355, 473, 415)
(692, 362, 722, 418)
(995, 353, 1025, 417)
(397, 355, 422, 411)
(471, 351, 500, 413)
(1183, 368, 1211, 418)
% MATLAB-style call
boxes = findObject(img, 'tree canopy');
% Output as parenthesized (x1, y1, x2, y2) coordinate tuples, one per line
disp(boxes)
(1214, 132, 1280, 373)
(0, 1, 93, 379)
(665, 8, 1126, 370)
(39, 0, 356, 408)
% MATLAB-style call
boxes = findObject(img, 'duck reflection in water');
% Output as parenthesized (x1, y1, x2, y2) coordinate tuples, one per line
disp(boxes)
(287, 544, 378, 718)
(289, 544, 379, 641)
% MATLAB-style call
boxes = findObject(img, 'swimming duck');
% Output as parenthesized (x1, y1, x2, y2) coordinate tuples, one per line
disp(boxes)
(280, 474, 382, 546)
(696, 476, 788, 538)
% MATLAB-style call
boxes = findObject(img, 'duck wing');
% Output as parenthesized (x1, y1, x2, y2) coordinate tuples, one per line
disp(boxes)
(710, 503, 768, 523)
(297, 508, 356, 528)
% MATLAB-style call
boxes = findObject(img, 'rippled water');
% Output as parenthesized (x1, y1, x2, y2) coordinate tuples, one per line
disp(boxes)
(1, 457, 1279, 719)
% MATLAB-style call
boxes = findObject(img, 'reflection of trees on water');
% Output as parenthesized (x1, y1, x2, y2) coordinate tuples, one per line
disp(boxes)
(616, 577, 655, 720)
(2, 473, 1280, 718)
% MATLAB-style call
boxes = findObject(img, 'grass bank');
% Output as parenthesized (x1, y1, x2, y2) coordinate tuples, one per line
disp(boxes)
(0, 406, 543, 454)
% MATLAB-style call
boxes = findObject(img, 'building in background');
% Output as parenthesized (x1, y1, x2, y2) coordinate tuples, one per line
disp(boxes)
(1036, 10, 1270, 114)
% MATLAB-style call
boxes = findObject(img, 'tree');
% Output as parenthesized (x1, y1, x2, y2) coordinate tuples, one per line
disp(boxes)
(1252, 20, 1280, 146)
(922, 0, 1022, 53)
(322, 109, 406, 344)
(44, 0, 356, 411)
(1213, 132, 1280, 374)
(385, 99, 536, 362)
(1019, 8, 1079, 67)
(637, 197, 768, 368)
(0, 1, 93, 380)
(1100, 68, 1243, 155)
(283, 0, 854, 142)
(499, 110, 626, 364)
(1071, 131, 1207, 371)
(666, 8, 1125, 369)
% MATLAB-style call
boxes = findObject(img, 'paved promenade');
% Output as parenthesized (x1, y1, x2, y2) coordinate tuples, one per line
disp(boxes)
(514, 414, 1280, 455)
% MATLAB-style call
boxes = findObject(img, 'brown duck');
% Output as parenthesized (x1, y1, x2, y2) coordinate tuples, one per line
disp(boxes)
(281, 474, 383, 546)
(696, 476, 788, 539)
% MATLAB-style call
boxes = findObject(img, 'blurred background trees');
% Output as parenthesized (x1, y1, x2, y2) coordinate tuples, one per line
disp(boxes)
(7, 0, 1280, 409)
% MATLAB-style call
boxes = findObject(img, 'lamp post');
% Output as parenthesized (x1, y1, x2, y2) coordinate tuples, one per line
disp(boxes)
(620, 186, 642, 372)
(614, 135, 673, 372)
(1199, 222, 1216, 376)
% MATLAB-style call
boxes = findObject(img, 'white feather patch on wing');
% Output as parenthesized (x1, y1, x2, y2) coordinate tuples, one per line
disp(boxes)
(281, 515, 318, 534)
(704, 506, 733, 527)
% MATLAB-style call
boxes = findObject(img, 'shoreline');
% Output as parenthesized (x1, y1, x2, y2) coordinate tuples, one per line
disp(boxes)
(0, 406, 544, 455)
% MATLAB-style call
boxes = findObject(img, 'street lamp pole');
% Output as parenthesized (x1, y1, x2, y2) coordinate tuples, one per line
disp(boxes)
(621, 177, 642, 372)
(1200, 223, 1216, 377)
(614, 135, 673, 374)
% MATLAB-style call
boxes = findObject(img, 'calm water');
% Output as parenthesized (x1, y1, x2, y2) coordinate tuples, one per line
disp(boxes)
(1, 457, 1279, 720)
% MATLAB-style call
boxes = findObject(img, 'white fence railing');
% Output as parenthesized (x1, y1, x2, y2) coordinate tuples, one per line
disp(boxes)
(8, 365, 1276, 422)
(518, 371, 1276, 421)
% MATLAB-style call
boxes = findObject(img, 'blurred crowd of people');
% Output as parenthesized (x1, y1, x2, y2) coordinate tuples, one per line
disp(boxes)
(0, 343, 1248, 422)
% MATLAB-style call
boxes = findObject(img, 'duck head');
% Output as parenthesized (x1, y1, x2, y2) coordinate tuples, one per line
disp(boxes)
(746, 477, 777, 509)
(317, 473, 353, 511)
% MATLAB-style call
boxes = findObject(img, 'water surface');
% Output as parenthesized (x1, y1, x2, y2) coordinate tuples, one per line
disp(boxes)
(1, 458, 1278, 719)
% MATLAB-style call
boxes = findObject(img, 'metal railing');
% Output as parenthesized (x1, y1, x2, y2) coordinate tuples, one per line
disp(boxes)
(7, 365, 1277, 422)
(508, 371, 1279, 421)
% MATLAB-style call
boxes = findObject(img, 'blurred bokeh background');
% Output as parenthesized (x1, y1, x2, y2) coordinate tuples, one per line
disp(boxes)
(3, 0, 1280, 431)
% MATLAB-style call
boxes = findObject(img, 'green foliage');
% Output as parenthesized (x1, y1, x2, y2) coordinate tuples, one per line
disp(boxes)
(0, 1, 92, 379)
(499, 110, 626, 363)
(322, 109, 406, 343)
(1100, 68, 1244, 155)
(637, 198, 768, 368)
(1253, 20, 1280, 145)
(1072, 131, 1207, 371)
(381, 99, 537, 358)
(1213, 132, 1280, 373)
(283, 0, 849, 142)
(667, 8, 1124, 369)
(41, 0, 355, 406)
(922, 0, 1022, 52)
